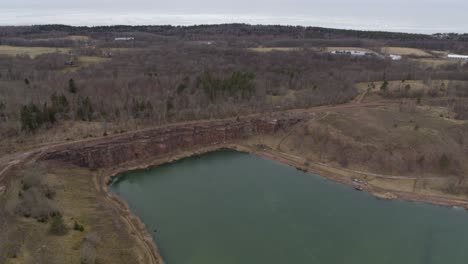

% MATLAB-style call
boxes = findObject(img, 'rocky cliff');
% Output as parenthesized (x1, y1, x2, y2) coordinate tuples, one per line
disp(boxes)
(40, 115, 308, 168)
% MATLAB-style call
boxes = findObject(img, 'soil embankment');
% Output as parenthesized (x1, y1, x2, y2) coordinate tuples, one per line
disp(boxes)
(38, 114, 307, 168)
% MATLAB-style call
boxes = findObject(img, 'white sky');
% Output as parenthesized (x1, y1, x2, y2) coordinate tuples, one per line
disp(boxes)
(1, 0, 467, 33)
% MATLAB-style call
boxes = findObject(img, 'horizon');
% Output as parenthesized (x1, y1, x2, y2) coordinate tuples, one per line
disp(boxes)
(0, 20, 448, 36)
(2, 0, 468, 34)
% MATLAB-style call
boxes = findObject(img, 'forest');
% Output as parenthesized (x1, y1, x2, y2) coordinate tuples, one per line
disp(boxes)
(0, 24, 468, 154)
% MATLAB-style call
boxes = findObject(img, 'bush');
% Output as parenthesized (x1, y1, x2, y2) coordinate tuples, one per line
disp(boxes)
(80, 233, 100, 264)
(74, 222, 85, 232)
(439, 154, 450, 171)
(49, 215, 68, 236)
(80, 244, 96, 264)
(21, 164, 46, 188)
(15, 165, 59, 222)
(15, 187, 60, 222)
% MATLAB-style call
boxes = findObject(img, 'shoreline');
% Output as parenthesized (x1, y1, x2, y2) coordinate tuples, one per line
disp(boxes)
(100, 142, 468, 263)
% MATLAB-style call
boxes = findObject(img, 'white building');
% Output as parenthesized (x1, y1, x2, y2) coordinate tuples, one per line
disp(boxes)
(114, 37, 135, 41)
(389, 54, 402, 61)
(448, 54, 468, 60)
(331, 50, 373, 56)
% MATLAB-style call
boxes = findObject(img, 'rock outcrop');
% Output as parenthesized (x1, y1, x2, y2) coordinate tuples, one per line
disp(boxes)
(40, 115, 308, 168)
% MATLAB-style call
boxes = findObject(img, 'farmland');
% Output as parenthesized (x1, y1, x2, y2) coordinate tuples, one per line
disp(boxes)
(0, 45, 71, 58)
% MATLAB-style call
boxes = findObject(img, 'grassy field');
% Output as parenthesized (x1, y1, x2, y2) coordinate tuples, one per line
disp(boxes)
(380, 47, 432, 57)
(410, 58, 464, 68)
(266, 90, 296, 104)
(61, 56, 112, 73)
(356, 79, 468, 94)
(248, 47, 307, 52)
(326, 47, 374, 52)
(356, 80, 431, 94)
(0, 164, 151, 263)
(281, 105, 468, 188)
(35, 35, 90, 42)
(0, 45, 71, 58)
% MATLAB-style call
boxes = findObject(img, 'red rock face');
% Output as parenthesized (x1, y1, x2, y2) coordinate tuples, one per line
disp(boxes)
(39, 116, 306, 169)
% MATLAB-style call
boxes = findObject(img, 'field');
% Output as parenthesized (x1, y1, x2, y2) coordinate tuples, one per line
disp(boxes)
(0, 164, 153, 263)
(61, 56, 112, 73)
(280, 105, 468, 189)
(356, 80, 432, 94)
(380, 47, 432, 57)
(326, 47, 374, 52)
(410, 58, 464, 68)
(0, 45, 71, 58)
(248, 47, 306, 52)
(356, 79, 468, 94)
(35, 35, 90, 42)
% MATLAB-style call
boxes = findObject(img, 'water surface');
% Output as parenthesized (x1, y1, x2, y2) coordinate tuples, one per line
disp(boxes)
(110, 150, 468, 264)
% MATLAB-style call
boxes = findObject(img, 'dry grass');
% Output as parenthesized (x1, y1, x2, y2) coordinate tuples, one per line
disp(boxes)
(410, 58, 464, 68)
(35, 35, 90, 42)
(429, 50, 449, 57)
(380, 47, 432, 57)
(79, 56, 109, 63)
(0, 45, 71, 58)
(266, 89, 296, 104)
(0, 164, 150, 264)
(356, 79, 468, 96)
(61, 56, 111, 73)
(356, 80, 430, 94)
(248, 47, 306, 52)
(282, 105, 468, 177)
(326, 47, 374, 52)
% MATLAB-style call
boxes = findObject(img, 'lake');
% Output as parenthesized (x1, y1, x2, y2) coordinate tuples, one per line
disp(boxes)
(110, 149, 468, 264)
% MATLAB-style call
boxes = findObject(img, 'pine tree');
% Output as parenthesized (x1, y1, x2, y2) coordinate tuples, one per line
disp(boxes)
(68, 78, 77, 94)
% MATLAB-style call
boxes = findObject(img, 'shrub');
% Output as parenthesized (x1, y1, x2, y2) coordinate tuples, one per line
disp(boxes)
(439, 154, 450, 171)
(49, 215, 68, 236)
(74, 222, 85, 232)
(380, 80, 389, 92)
(15, 186, 60, 221)
(80, 233, 100, 264)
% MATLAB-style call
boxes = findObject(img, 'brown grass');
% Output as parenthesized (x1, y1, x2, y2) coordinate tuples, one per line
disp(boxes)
(410, 58, 464, 68)
(380, 47, 432, 57)
(0, 45, 71, 58)
(61, 56, 111, 73)
(326, 47, 374, 52)
(356, 79, 468, 95)
(0, 164, 150, 263)
(35, 35, 90, 42)
(248, 47, 307, 52)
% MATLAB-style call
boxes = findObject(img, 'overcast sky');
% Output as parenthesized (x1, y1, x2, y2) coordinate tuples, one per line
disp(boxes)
(1, 0, 467, 33)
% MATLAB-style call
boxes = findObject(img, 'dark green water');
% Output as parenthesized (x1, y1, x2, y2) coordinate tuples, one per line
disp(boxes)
(110, 150, 468, 264)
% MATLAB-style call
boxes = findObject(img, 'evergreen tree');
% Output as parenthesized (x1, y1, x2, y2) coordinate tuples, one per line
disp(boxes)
(20, 103, 43, 132)
(76, 96, 94, 121)
(68, 78, 77, 94)
(51, 93, 70, 118)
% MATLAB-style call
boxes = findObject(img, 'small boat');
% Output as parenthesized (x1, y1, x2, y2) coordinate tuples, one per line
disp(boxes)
(355, 186, 364, 191)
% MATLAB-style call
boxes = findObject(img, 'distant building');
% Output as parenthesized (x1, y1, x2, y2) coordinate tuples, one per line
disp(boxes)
(114, 37, 135, 41)
(64, 60, 74, 66)
(389, 54, 402, 60)
(330, 49, 380, 58)
(448, 54, 468, 60)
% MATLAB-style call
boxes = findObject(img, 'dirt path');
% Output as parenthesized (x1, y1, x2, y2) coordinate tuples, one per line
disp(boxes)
(276, 150, 447, 181)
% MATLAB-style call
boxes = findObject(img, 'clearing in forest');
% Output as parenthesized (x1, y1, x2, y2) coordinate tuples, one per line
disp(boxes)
(380, 47, 432, 57)
(0, 45, 71, 58)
